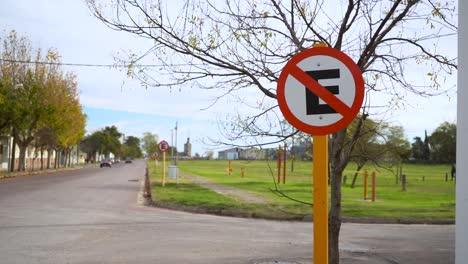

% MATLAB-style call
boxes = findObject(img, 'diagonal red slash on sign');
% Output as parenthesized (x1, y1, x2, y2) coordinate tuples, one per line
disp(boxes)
(276, 46, 364, 135)
(288, 64, 351, 115)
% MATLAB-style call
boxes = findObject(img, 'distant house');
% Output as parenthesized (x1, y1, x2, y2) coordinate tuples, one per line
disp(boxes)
(263, 148, 278, 160)
(218, 148, 241, 160)
(290, 143, 312, 161)
(239, 147, 265, 160)
(0, 136, 9, 171)
(0, 135, 86, 172)
(218, 146, 310, 161)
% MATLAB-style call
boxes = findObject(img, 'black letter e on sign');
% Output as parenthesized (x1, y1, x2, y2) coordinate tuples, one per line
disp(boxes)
(305, 69, 340, 115)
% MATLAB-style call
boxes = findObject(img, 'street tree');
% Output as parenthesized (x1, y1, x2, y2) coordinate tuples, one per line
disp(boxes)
(0, 30, 34, 171)
(423, 130, 431, 161)
(348, 116, 383, 188)
(35, 127, 57, 169)
(1, 31, 86, 171)
(80, 132, 105, 162)
(429, 121, 456, 164)
(100, 126, 122, 158)
(411, 136, 426, 162)
(205, 150, 214, 160)
(381, 124, 412, 182)
(11, 68, 52, 171)
(124, 135, 143, 158)
(81, 126, 123, 160)
(0, 80, 11, 133)
(141, 132, 159, 156)
(87, 1, 457, 262)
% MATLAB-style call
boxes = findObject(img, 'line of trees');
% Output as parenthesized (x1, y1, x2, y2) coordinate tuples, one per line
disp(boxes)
(345, 118, 456, 187)
(411, 121, 456, 164)
(80, 126, 155, 161)
(0, 30, 86, 172)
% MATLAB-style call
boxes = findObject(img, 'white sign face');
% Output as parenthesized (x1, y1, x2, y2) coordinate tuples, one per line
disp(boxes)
(284, 55, 356, 127)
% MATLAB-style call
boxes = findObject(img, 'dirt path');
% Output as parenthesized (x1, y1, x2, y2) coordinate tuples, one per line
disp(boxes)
(181, 172, 269, 204)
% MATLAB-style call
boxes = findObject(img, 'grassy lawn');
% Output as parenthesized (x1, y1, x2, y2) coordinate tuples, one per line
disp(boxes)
(148, 159, 455, 220)
(147, 161, 302, 219)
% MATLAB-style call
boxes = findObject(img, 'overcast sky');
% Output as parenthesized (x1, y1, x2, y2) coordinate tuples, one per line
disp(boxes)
(0, 0, 458, 156)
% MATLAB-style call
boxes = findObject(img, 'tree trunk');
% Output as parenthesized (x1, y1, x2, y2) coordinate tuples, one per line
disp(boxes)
(54, 151, 59, 169)
(40, 146, 44, 170)
(329, 129, 347, 264)
(47, 149, 51, 169)
(76, 145, 79, 165)
(63, 149, 67, 168)
(395, 161, 402, 184)
(350, 163, 366, 188)
(9, 131, 17, 172)
(290, 155, 295, 172)
(67, 149, 71, 167)
(18, 145, 27, 172)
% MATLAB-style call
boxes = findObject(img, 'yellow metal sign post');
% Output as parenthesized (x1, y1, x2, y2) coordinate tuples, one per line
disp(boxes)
(312, 42, 329, 264)
(162, 152, 166, 187)
(276, 42, 364, 264)
(313, 135, 328, 263)
(158, 140, 170, 187)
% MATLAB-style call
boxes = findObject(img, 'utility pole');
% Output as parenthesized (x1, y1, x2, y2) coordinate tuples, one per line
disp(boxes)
(171, 129, 174, 164)
(175, 122, 178, 166)
(457, 1, 467, 263)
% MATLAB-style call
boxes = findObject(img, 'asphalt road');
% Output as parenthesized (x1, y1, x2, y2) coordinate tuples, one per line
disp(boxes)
(0, 160, 454, 264)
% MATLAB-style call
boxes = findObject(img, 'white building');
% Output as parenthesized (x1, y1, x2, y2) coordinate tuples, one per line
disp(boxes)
(0, 136, 86, 172)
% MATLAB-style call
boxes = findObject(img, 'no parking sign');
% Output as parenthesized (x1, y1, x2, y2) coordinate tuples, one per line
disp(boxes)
(158, 140, 170, 153)
(277, 47, 364, 135)
(277, 46, 365, 264)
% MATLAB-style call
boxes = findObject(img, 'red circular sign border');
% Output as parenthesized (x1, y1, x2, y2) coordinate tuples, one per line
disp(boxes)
(277, 47, 364, 135)
(158, 140, 170, 153)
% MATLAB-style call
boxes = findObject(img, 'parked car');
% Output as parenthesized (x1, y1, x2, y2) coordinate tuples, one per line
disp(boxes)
(125, 157, 132, 164)
(100, 159, 112, 168)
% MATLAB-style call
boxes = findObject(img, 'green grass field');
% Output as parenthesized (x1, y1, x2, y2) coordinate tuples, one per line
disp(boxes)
(148, 159, 455, 220)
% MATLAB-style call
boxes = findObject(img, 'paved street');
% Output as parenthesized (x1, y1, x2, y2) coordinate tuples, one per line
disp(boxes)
(0, 160, 454, 264)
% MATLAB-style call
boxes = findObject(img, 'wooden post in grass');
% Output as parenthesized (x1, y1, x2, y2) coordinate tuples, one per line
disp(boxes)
(283, 143, 287, 184)
(277, 146, 282, 184)
(241, 167, 245, 178)
(402, 174, 407, 191)
(371, 171, 376, 202)
(228, 160, 232, 176)
(363, 170, 368, 200)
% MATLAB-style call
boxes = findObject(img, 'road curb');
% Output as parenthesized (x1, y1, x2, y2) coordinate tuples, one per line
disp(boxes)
(137, 167, 153, 206)
(341, 216, 455, 225)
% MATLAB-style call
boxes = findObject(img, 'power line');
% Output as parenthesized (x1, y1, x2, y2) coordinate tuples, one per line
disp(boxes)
(0, 32, 456, 68)
(0, 58, 189, 68)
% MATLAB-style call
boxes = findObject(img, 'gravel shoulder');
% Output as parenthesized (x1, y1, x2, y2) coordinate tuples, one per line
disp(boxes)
(180, 172, 269, 204)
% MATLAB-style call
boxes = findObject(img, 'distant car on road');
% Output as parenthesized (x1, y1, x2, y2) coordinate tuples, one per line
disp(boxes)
(100, 159, 112, 168)
(125, 157, 132, 164)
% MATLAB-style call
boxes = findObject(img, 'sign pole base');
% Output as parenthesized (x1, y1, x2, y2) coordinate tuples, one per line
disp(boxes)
(313, 135, 328, 264)
(162, 152, 166, 187)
